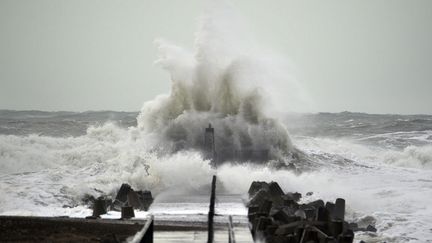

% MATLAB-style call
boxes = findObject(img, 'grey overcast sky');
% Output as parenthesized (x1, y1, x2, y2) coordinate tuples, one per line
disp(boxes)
(0, 0, 431, 114)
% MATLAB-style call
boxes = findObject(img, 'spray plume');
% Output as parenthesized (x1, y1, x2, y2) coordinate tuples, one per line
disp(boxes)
(136, 2, 299, 163)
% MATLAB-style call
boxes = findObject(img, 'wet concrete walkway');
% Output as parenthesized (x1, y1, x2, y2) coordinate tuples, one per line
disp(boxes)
(150, 193, 253, 242)
(154, 228, 253, 243)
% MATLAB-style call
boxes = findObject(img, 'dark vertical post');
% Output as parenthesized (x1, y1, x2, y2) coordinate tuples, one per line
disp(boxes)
(207, 175, 217, 243)
(204, 124, 216, 163)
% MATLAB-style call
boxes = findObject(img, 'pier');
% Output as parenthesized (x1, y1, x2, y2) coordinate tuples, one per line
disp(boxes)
(0, 176, 254, 243)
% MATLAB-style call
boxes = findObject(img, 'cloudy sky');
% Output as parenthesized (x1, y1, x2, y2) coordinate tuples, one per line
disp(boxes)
(1, 0, 431, 114)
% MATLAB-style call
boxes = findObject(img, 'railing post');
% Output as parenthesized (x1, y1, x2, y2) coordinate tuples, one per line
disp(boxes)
(228, 215, 236, 243)
(207, 175, 217, 243)
(130, 215, 153, 243)
(140, 215, 153, 243)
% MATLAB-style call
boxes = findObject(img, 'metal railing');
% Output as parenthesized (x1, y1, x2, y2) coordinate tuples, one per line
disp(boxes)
(207, 175, 217, 243)
(228, 215, 236, 243)
(129, 215, 154, 243)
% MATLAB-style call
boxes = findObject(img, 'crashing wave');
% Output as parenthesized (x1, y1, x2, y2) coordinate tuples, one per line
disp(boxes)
(136, 6, 300, 164)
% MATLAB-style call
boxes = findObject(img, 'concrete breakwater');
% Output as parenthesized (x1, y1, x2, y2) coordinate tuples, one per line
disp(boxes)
(0, 179, 379, 242)
(247, 181, 359, 243)
(85, 183, 154, 219)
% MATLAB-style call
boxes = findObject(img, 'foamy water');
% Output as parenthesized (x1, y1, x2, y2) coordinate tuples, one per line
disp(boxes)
(1, 123, 432, 242)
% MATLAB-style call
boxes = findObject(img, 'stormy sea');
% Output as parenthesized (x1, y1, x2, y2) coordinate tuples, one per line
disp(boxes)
(0, 110, 431, 242)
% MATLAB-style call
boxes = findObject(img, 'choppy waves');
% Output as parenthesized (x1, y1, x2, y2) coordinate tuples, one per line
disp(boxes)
(382, 145, 432, 169)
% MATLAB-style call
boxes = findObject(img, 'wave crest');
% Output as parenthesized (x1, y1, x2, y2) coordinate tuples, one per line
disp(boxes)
(383, 145, 432, 169)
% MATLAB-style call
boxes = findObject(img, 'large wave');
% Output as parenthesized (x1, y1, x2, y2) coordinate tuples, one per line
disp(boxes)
(136, 4, 303, 163)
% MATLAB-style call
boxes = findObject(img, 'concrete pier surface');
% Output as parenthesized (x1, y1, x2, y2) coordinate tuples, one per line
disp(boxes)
(0, 216, 147, 242)
(151, 193, 253, 242)
(0, 193, 254, 242)
(154, 228, 252, 243)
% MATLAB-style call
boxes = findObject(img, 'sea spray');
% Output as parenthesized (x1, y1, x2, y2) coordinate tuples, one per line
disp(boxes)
(136, 4, 300, 163)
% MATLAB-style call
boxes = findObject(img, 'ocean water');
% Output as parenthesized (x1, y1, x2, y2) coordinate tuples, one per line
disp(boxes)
(0, 110, 431, 242)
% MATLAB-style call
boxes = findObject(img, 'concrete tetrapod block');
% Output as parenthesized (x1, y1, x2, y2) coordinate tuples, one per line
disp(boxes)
(274, 221, 303, 235)
(339, 229, 354, 243)
(268, 182, 284, 197)
(121, 206, 135, 219)
(294, 209, 306, 220)
(334, 198, 345, 221)
(271, 209, 300, 224)
(92, 197, 107, 217)
(303, 207, 316, 221)
(259, 199, 273, 216)
(325, 202, 335, 219)
(136, 190, 154, 211)
(329, 220, 344, 237)
(249, 189, 271, 207)
(306, 199, 325, 209)
(283, 192, 302, 202)
(248, 205, 259, 215)
(317, 206, 330, 221)
(115, 184, 132, 203)
(248, 181, 269, 197)
(127, 190, 142, 210)
(255, 216, 273, 231)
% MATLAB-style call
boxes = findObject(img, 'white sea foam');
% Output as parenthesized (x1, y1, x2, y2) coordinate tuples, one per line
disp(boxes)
(382, 145, 432, 169)
(1, 131, 432, 242)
